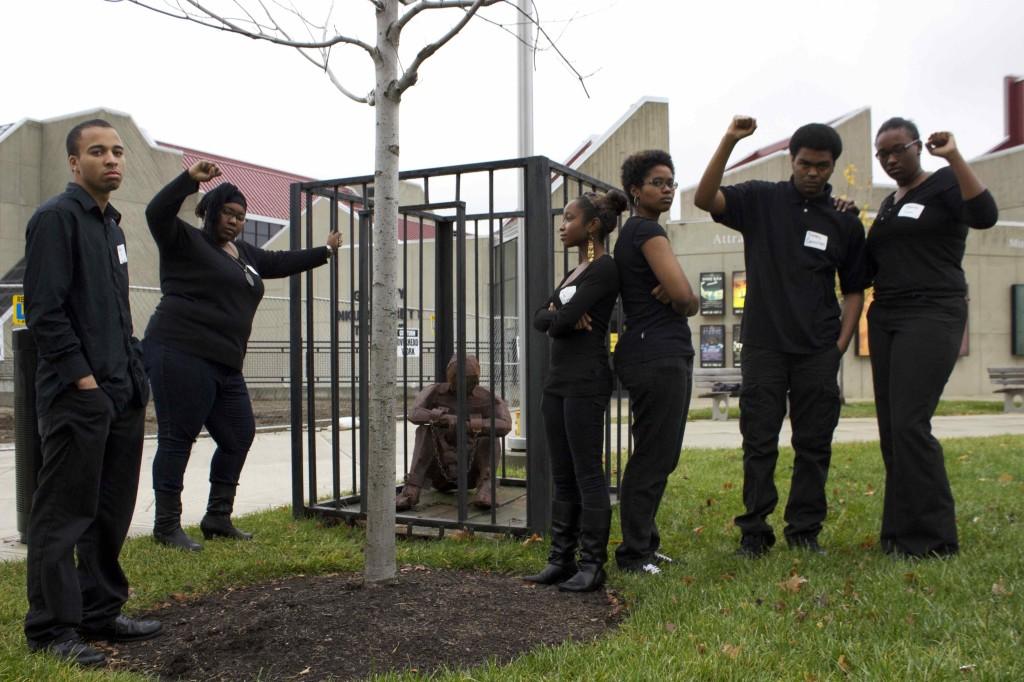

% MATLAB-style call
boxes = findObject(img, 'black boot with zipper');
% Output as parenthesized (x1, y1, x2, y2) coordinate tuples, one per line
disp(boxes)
(523, 500, 580, 584)
(200, 482, 253, 540)
(153, 491, 203, 551)
(558, 507, 611, 592)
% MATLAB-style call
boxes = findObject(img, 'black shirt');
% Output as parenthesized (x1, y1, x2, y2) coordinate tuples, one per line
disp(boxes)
(867, 166, 998, 301)
(144, 172, 330, 369)
(613, 216, 694, 366)
(24, 183, 148, 415)
(533, 254, 619, 397)
(714, 179, 867, 354)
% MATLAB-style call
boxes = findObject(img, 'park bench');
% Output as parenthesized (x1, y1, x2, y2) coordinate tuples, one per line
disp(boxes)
(987, 367, 1024, 413)
(693, 368, 743, 421)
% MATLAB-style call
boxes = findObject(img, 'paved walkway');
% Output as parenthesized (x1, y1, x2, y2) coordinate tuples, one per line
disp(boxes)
(1, 413, 1021, 561)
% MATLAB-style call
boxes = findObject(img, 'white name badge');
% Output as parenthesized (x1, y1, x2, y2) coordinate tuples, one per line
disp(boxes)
(898, 202, 925, 219)
(803, 230, 828, 251)
(116, 244, 128, 264)
(558, 285, 577, 305)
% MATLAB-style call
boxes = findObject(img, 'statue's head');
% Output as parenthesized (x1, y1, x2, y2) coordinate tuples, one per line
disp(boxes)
(445, 354, 480, 392)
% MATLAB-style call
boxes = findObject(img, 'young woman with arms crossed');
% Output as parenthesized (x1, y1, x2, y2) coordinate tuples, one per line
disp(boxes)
(525, 189, 627, 592)
(613, 150, 699, 574)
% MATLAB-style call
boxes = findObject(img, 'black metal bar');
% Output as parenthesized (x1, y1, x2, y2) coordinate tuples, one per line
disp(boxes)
(13, 328, 40, 543)
(358, 209, 371, 513)
(455, 204, 468, 524)
(435, 219, 454, 382)
(523, 156, 554, 535)
(296, 156, 606, 194)
(330, 186, 341, 507)
(305, 191, 317, 506)
(349, 200, 358, 498)
(418, 214, 424, 392)
(402, 211, 409, 478)
(288, 183, 304, 517)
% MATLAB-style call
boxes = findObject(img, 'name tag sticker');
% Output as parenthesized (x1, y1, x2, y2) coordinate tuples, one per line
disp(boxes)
(803, 230, 828, 251)
(116, 244, 128, 264)
(558, 286, 577, 305)
(898, 202, 925, 219)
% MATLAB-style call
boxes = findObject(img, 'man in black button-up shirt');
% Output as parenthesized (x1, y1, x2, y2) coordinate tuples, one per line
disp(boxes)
(23, 119, 161, 666)
(695, 118, 866, 559)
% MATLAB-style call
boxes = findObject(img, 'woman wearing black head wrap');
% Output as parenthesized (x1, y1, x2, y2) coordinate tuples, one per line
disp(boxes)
(143, 161, 340, 551)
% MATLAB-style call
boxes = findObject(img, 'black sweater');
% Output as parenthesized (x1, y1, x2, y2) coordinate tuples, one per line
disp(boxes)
(533, 254, 619, 397)
(144, 172, 330, 369)
(867, 167, 998, 301)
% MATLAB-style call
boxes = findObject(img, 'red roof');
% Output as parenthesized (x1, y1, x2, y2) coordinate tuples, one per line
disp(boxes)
(158, 142, 313, 221)
(158, 142, 436, 240)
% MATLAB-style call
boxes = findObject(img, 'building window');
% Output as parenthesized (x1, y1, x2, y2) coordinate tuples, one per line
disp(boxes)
(242, 219, 286, 247)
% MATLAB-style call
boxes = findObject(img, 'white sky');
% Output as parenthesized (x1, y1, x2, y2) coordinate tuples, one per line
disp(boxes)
(2, 0, 1022, 215)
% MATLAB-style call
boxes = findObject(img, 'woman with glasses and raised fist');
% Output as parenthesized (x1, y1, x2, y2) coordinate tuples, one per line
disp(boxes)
(867, 118, 998, 558)
(143, 161, 340, 551)
(611, 150, 699, 575)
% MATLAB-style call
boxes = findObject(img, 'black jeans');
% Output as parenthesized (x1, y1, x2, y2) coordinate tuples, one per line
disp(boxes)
(144, 340, 255, 494)
(25, 388, 145, 644)
(735, 344, 842, 545)
(614, 356, 693, 568)
(869, 297, 965, 557)
(541, 393, 610, 510)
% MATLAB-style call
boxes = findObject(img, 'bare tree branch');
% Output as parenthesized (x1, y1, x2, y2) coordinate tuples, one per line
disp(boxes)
(115, 0, 377, 54)
(392, 0, 498, 36)
(487, 0, 591, 98)
(394, 0, 502, 95)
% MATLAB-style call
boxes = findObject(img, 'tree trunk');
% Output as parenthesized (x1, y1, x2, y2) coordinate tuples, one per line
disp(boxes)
(364, 0, 400, 583)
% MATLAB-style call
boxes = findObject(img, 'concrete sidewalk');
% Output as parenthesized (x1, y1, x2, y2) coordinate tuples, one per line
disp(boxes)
(1, 413, 1022, 561)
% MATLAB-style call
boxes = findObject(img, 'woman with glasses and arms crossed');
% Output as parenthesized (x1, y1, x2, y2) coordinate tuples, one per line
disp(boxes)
(868, 118, 998, 558)
(612, 151, 699, 575)
(525, 189, 627, 592)
(143, 161, 341, 551)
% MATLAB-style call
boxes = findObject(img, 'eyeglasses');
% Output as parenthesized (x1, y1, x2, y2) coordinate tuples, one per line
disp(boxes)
(644, 178, 678, 190)
(875, 140, 920, 161)
(221, 207, 247, 223)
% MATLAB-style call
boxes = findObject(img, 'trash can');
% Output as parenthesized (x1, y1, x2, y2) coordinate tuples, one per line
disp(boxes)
(13, 328, 41, 544)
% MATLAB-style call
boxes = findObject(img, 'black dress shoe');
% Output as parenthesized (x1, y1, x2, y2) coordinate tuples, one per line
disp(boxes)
(735, 536, 772, 559)
(80, 615, 163, 642)
(29, 635, 107, 667)
(787, 536, 827, 555)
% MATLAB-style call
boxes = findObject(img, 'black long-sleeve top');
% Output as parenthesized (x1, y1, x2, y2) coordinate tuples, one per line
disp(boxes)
(24, 183, 148, 415)
(144, 171, 330, 369)
(532, 254, 619, 397)
(867, 167, 999, 301)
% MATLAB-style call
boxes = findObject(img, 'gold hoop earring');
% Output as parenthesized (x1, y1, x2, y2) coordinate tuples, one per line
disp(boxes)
(632, 194, 640, 208)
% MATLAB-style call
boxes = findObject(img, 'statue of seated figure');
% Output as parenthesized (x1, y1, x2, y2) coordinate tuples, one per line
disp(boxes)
(395, 355, 512, 511)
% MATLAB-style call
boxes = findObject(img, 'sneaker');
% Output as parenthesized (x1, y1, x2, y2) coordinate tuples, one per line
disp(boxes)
(652, 552, 674, 566)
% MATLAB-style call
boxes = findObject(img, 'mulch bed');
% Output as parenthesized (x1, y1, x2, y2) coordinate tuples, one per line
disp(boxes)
(107, 566, 624, 681)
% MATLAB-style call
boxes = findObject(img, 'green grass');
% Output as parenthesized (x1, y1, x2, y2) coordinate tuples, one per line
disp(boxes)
(1, 436, 1021, 680)
(681, 400, 1004, 422)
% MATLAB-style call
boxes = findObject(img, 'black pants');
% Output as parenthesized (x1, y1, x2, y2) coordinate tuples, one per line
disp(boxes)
(614, 356, 692, 568)
(868, 297, 965, 557)
(144, 340, 255, 494)
(541, 393, 610, 510)
(735, 344, 842, 544)
(25, 388, 145, 644)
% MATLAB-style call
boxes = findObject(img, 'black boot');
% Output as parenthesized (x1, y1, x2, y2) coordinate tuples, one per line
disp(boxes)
(559, 507, 611, 592)
(523, 500, 580, 585)
(153, 491, 203, 551)
(200, 483, 253, 541)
